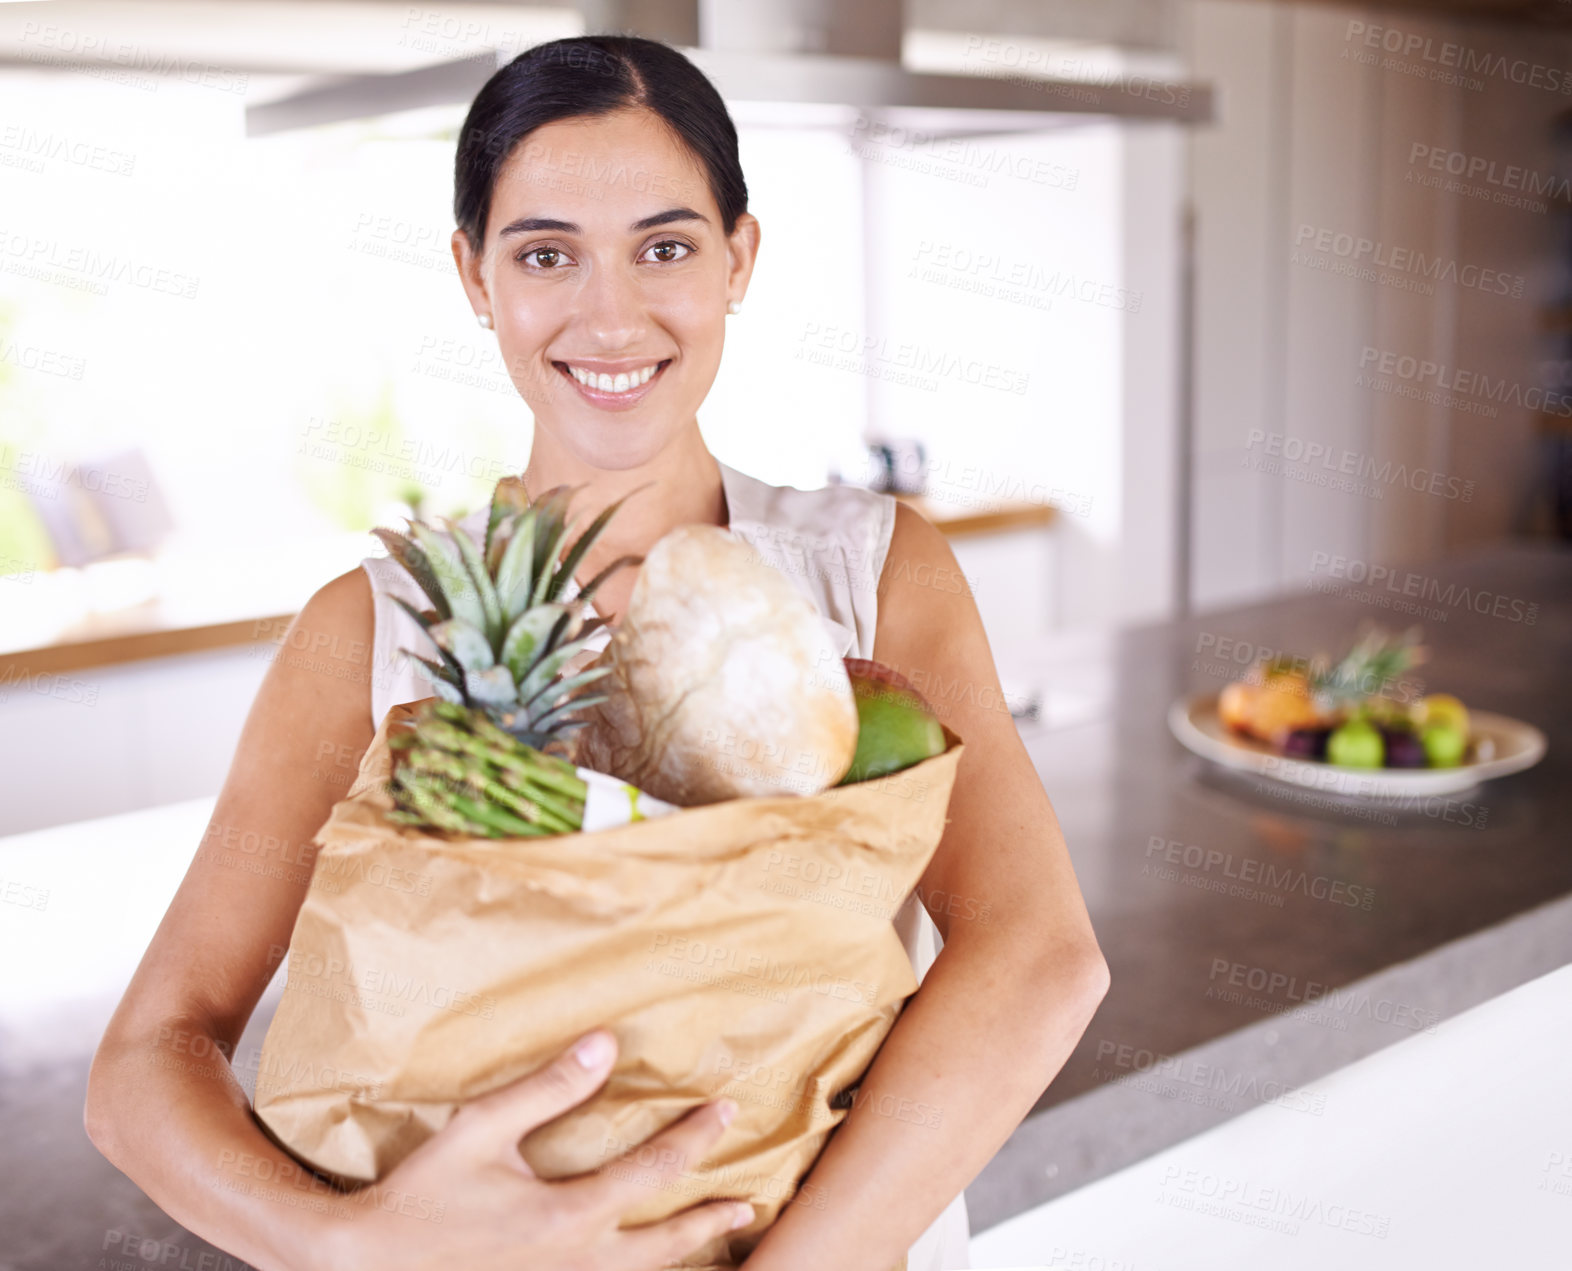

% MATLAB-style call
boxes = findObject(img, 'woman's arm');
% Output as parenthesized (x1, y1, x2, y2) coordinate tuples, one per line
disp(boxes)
(84, 569, 748, 1271)
(742, 503, 1110, 1271)
(85, 569, 379, 1269)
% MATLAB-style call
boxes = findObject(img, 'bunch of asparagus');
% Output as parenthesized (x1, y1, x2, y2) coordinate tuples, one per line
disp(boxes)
(386, 700, 589, 838)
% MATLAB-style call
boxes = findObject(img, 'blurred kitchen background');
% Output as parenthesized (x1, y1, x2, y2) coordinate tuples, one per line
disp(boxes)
(4, 3, 1572, 1270)
(2, 0, 1569, 829)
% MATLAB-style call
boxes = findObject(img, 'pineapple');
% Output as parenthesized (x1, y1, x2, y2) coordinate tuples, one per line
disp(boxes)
(1221, 626, 1426, 747)
(1306, 625, 1426, 716)
(370, 476, 641, 838)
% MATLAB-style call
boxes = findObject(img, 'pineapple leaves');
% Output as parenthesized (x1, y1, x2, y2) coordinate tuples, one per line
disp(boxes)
(577, 553, 643, 605)
(529, 692, 610, 734)
(428, 618, 495, 671)
(372, 528, 450, 620)
(464, 664, 517, 706)
(408, 655, 466, 704)
(390, 594, 440, 638)
(547, 482, 651, 602)
(528, 485, 579, 604)
(521, 664, 612, 716)
(516, 636, 607, 712)
(486, 475, 530, 565)
(409, 523, 487, 632)
(500, 603, 573, 683)
(375, 476, 639, 771)
(494, 510, 537, 620)
(447, 519, 504, 645)
(391, 597, 466, 688)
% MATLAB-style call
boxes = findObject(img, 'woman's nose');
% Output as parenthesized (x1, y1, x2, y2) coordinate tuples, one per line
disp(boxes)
(577, 263, 647, 349)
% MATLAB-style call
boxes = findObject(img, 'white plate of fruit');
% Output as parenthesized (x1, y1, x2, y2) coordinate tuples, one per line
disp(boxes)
(1169, 628, 1547, 799)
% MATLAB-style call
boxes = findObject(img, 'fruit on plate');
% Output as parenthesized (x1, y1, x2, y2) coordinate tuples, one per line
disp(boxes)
(572, 525, 860, 806)
(1281, 727, 1331, 761)
(838, 659, 947, 783)
(1420, 722, 1468, 768)
(374, 477, 644, 837)
(1415, 693, 1470, 738)
(1215, 627, 1485, 770)
(1379, 725, 1428, 769)
(1219, 628, 1426, 749)
(1218, 669, 1326, 748)
(1327, 718, 1384, 768)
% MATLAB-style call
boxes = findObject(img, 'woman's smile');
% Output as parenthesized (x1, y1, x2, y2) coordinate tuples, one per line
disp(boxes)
(552, 356, 673, 410)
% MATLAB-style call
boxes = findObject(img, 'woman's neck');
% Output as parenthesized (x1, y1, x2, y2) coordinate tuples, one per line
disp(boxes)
(521, 423, 728, 622)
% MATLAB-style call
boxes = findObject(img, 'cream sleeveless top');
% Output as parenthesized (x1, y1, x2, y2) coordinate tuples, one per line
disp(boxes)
(360, 458, 972, 1271)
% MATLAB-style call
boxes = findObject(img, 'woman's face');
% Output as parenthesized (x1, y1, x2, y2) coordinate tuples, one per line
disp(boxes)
(453, 107, 759, 472)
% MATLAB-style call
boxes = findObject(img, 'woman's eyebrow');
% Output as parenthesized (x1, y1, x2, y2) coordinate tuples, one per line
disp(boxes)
(498, 207, 708, 237)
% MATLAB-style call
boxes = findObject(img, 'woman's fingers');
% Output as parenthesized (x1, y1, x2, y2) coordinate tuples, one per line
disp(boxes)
(444, 1030, 618, 1162)
(570, 1098, 738, 1218)
(618, 1198, 757, 1269)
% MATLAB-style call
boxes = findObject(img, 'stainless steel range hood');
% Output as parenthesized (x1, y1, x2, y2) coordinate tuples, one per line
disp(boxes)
(245, 0, 1211, 137)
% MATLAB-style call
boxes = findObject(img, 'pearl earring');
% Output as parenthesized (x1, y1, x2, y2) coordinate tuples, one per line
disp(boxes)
(477, 313, 493, 329)
(727, 300, 740, 315)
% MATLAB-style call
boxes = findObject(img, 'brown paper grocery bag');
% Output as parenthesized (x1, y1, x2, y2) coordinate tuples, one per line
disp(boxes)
(253, 700, 963, 1270)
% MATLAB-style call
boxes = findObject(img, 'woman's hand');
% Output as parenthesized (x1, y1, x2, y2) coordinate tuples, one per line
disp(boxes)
(320, 1030, 754, 1271)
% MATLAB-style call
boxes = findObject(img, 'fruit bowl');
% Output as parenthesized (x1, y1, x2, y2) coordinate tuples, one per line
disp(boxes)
(1169, 693, 1547, 799)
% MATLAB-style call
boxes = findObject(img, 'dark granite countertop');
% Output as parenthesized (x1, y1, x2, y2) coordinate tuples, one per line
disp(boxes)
(974, 540, 1572, 1228)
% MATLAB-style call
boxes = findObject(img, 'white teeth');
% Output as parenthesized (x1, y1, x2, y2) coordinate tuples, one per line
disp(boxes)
(568, 362, 660, 393)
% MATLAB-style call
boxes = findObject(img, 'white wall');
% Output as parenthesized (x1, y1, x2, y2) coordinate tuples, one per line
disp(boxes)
(1182, 1, 1571, 610)
(0, 646, 267, 835)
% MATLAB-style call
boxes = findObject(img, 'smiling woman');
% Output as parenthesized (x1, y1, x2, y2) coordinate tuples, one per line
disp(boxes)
(84, 33, 1107, 1271)
(446, 44, 762, 622)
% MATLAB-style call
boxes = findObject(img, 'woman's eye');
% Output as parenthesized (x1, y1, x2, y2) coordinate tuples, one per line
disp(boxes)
(519, 246, 568, 269)
(646, 240, 694, 263)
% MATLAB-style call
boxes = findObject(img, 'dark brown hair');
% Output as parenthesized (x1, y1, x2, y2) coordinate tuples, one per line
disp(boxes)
(454, 35, 749, 248)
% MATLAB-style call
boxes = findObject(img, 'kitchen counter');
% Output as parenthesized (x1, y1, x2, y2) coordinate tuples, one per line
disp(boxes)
(974, 539, 1572, 1229)
(1, 542, 1567, 1269)
(975, 961, 1572, 1269)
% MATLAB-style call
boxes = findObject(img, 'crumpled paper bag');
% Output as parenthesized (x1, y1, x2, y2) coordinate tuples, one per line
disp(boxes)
(253, 699, 963, 1270)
